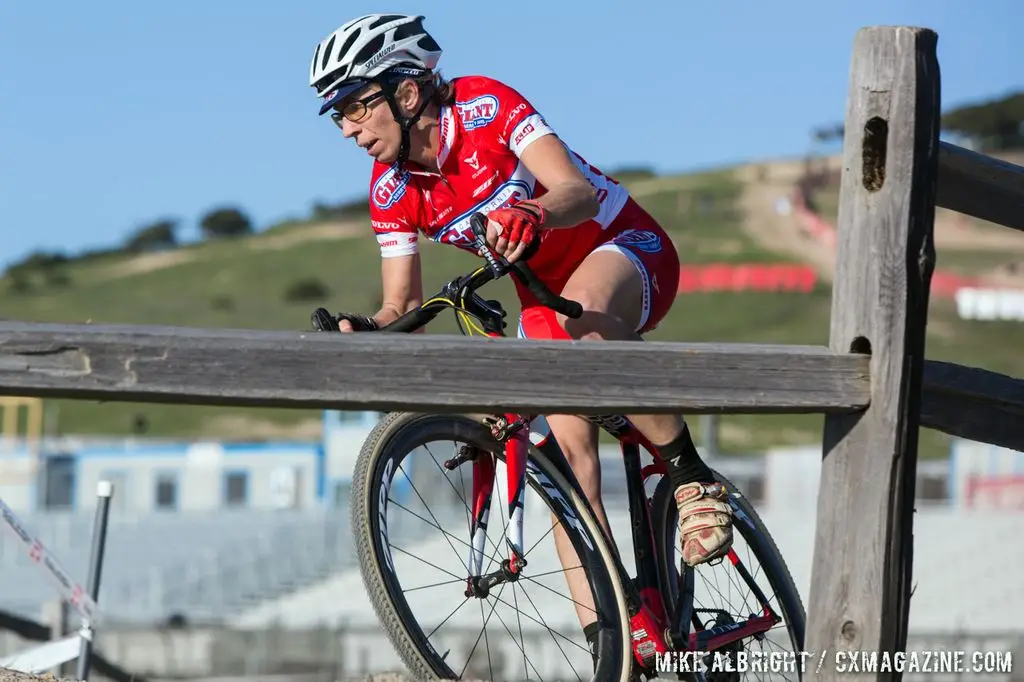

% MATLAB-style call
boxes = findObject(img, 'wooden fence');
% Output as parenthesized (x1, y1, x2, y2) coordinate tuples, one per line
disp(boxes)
(1, 23, 1023, 681)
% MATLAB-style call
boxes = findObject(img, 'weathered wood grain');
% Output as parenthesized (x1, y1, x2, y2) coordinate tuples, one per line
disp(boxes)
(937, 141, 1024, 233)
(920, 360, 1024, 452)
(0, 321, 870, 414)
(806, 25, 940, 674)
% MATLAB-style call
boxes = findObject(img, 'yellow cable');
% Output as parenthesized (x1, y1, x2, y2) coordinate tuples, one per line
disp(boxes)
(417, 266, 496, 337)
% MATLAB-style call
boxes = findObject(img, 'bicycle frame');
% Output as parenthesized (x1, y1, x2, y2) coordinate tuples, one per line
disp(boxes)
(458, 329, 782, 672)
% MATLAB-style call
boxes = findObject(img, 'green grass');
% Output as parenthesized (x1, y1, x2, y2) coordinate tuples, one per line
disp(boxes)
(2, 163, 1019, 459)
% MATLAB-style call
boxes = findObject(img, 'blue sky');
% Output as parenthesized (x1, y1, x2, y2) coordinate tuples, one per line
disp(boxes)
(1, 1, 1020, 269)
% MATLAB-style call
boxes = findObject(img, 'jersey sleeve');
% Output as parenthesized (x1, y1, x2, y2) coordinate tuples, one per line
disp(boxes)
(368, 163, 419, 258)
(488, 80, 557, 158)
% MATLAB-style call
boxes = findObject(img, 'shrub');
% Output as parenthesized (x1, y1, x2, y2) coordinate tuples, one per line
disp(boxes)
(283, 278, 330, 302)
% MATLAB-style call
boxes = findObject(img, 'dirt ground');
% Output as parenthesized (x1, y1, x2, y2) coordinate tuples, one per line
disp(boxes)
(734, 153, 1024, 291)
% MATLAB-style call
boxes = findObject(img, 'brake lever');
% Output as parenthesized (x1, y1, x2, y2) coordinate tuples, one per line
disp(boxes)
(470, 213, 509, 278)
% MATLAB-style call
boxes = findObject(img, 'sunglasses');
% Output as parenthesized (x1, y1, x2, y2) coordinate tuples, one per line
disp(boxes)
(330, 89, 387, 128)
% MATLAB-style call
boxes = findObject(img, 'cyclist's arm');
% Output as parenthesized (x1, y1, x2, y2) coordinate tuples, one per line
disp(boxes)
(372, 252, 424, 333)
(518, 134, 600, 229)
(368, 174, 423, 331)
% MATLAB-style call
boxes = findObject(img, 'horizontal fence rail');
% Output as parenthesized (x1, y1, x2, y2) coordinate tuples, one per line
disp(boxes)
(921, 360, 1024, 452)
(936, 141, 1024, 233)
(2, 322, 1022, 451)
(0, 321, 871, 414)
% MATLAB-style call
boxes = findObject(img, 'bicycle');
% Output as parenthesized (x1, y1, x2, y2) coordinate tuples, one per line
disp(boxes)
(316, 213, 805, 681)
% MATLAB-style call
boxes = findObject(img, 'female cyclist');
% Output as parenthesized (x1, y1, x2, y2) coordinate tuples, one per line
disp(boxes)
(307, 12, 734, 653)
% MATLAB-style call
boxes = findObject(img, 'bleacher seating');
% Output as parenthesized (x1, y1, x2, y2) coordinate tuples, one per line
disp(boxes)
(0, 503, 361, 624)
(0, 450, 1000, 636)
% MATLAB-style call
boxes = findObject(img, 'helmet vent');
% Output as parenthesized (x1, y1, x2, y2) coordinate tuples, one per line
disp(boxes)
(393, 19, 424, 41)
(369, 14, 404, 30)
(320, 35, 336, 70)
(417, 34, 440, 52)
(353, 33, 386, 65)
(337, 29, 361, 65)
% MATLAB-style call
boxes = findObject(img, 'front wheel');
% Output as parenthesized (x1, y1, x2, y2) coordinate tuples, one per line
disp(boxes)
(350, 411, 636, 681)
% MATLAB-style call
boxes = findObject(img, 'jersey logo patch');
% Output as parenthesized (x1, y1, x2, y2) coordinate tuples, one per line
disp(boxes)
(612, 229, 663, 254)
(456, 95, 499, 131)
(372, 165, 411, 210)
(434, 180, 531, 249)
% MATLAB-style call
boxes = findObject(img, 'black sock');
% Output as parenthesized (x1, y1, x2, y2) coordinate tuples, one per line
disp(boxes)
(584, 621, 601, 667)
(654, 423, 715, 488)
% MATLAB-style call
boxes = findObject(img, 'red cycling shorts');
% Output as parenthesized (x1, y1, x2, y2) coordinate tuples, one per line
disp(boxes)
(516, 199, 680, 341)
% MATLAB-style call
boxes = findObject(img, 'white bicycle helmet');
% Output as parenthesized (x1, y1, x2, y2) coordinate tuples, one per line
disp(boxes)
(310, 14, 442, 116)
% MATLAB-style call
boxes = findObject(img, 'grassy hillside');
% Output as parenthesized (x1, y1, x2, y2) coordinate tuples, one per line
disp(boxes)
(3, 163, 1019, 458)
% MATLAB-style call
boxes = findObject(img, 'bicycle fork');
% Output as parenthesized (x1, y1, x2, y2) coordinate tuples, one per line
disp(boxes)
(446, 413, 531, 599)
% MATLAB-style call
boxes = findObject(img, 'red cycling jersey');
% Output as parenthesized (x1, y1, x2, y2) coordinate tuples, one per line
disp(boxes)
(367, 74, 679, 334)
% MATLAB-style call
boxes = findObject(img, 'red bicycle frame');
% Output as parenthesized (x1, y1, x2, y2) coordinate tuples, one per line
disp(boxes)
(458, 391, 780, 670)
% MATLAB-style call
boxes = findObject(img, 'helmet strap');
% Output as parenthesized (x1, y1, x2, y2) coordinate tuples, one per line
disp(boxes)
(380, 78, 435, 166)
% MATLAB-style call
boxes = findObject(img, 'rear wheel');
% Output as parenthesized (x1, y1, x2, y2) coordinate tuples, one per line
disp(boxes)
(350, 412, 635, 681)
(652, 468, 805, 681)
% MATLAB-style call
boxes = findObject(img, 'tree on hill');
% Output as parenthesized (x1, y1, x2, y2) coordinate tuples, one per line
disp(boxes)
(200, 206, 253, 240)
(811, 123, 844, 144)
(810, 90, 1024, 153)
(4, 249, 73, 294)
(125, 218, 179, 252)
(7, 250, 69, 273)
(941, 91, 1024, 151)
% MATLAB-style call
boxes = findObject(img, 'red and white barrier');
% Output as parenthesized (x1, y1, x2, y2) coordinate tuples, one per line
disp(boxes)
(678, 263, 817, 293)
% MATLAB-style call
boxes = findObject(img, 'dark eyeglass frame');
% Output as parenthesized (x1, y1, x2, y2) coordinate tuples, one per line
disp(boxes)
(330, 89, 387, 128)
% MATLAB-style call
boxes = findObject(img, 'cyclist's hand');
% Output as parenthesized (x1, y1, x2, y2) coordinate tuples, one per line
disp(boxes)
(483, 200, 545, 263)
(311, 308, 379, 333)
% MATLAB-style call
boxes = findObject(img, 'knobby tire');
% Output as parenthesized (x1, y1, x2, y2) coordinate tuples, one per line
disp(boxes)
(350, 412, 635, 682)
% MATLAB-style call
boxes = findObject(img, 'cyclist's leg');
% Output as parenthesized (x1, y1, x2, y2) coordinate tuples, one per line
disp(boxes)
(551, 209, 733, 569)
(518, 307, 614, 637)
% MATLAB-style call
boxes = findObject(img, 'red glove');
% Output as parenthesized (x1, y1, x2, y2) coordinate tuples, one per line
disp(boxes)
(485, 200, 546, 263)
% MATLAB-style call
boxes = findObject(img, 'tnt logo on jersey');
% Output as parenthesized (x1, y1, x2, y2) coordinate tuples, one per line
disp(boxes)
(613, 229, 663, 254)
(372, 165, 411, 210)
(456, 95, 499, 130)
(434, 181, 531, 249)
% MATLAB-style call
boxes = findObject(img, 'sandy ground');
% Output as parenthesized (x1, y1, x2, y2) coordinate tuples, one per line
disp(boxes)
(95, 249, 200, 281)
(734, 155, 1024, 292)
(735, 162, 838, 282)
(245, 221, 365, 251)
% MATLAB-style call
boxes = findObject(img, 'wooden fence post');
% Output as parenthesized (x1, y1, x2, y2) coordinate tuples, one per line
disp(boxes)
(806, 25, 940, 675)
